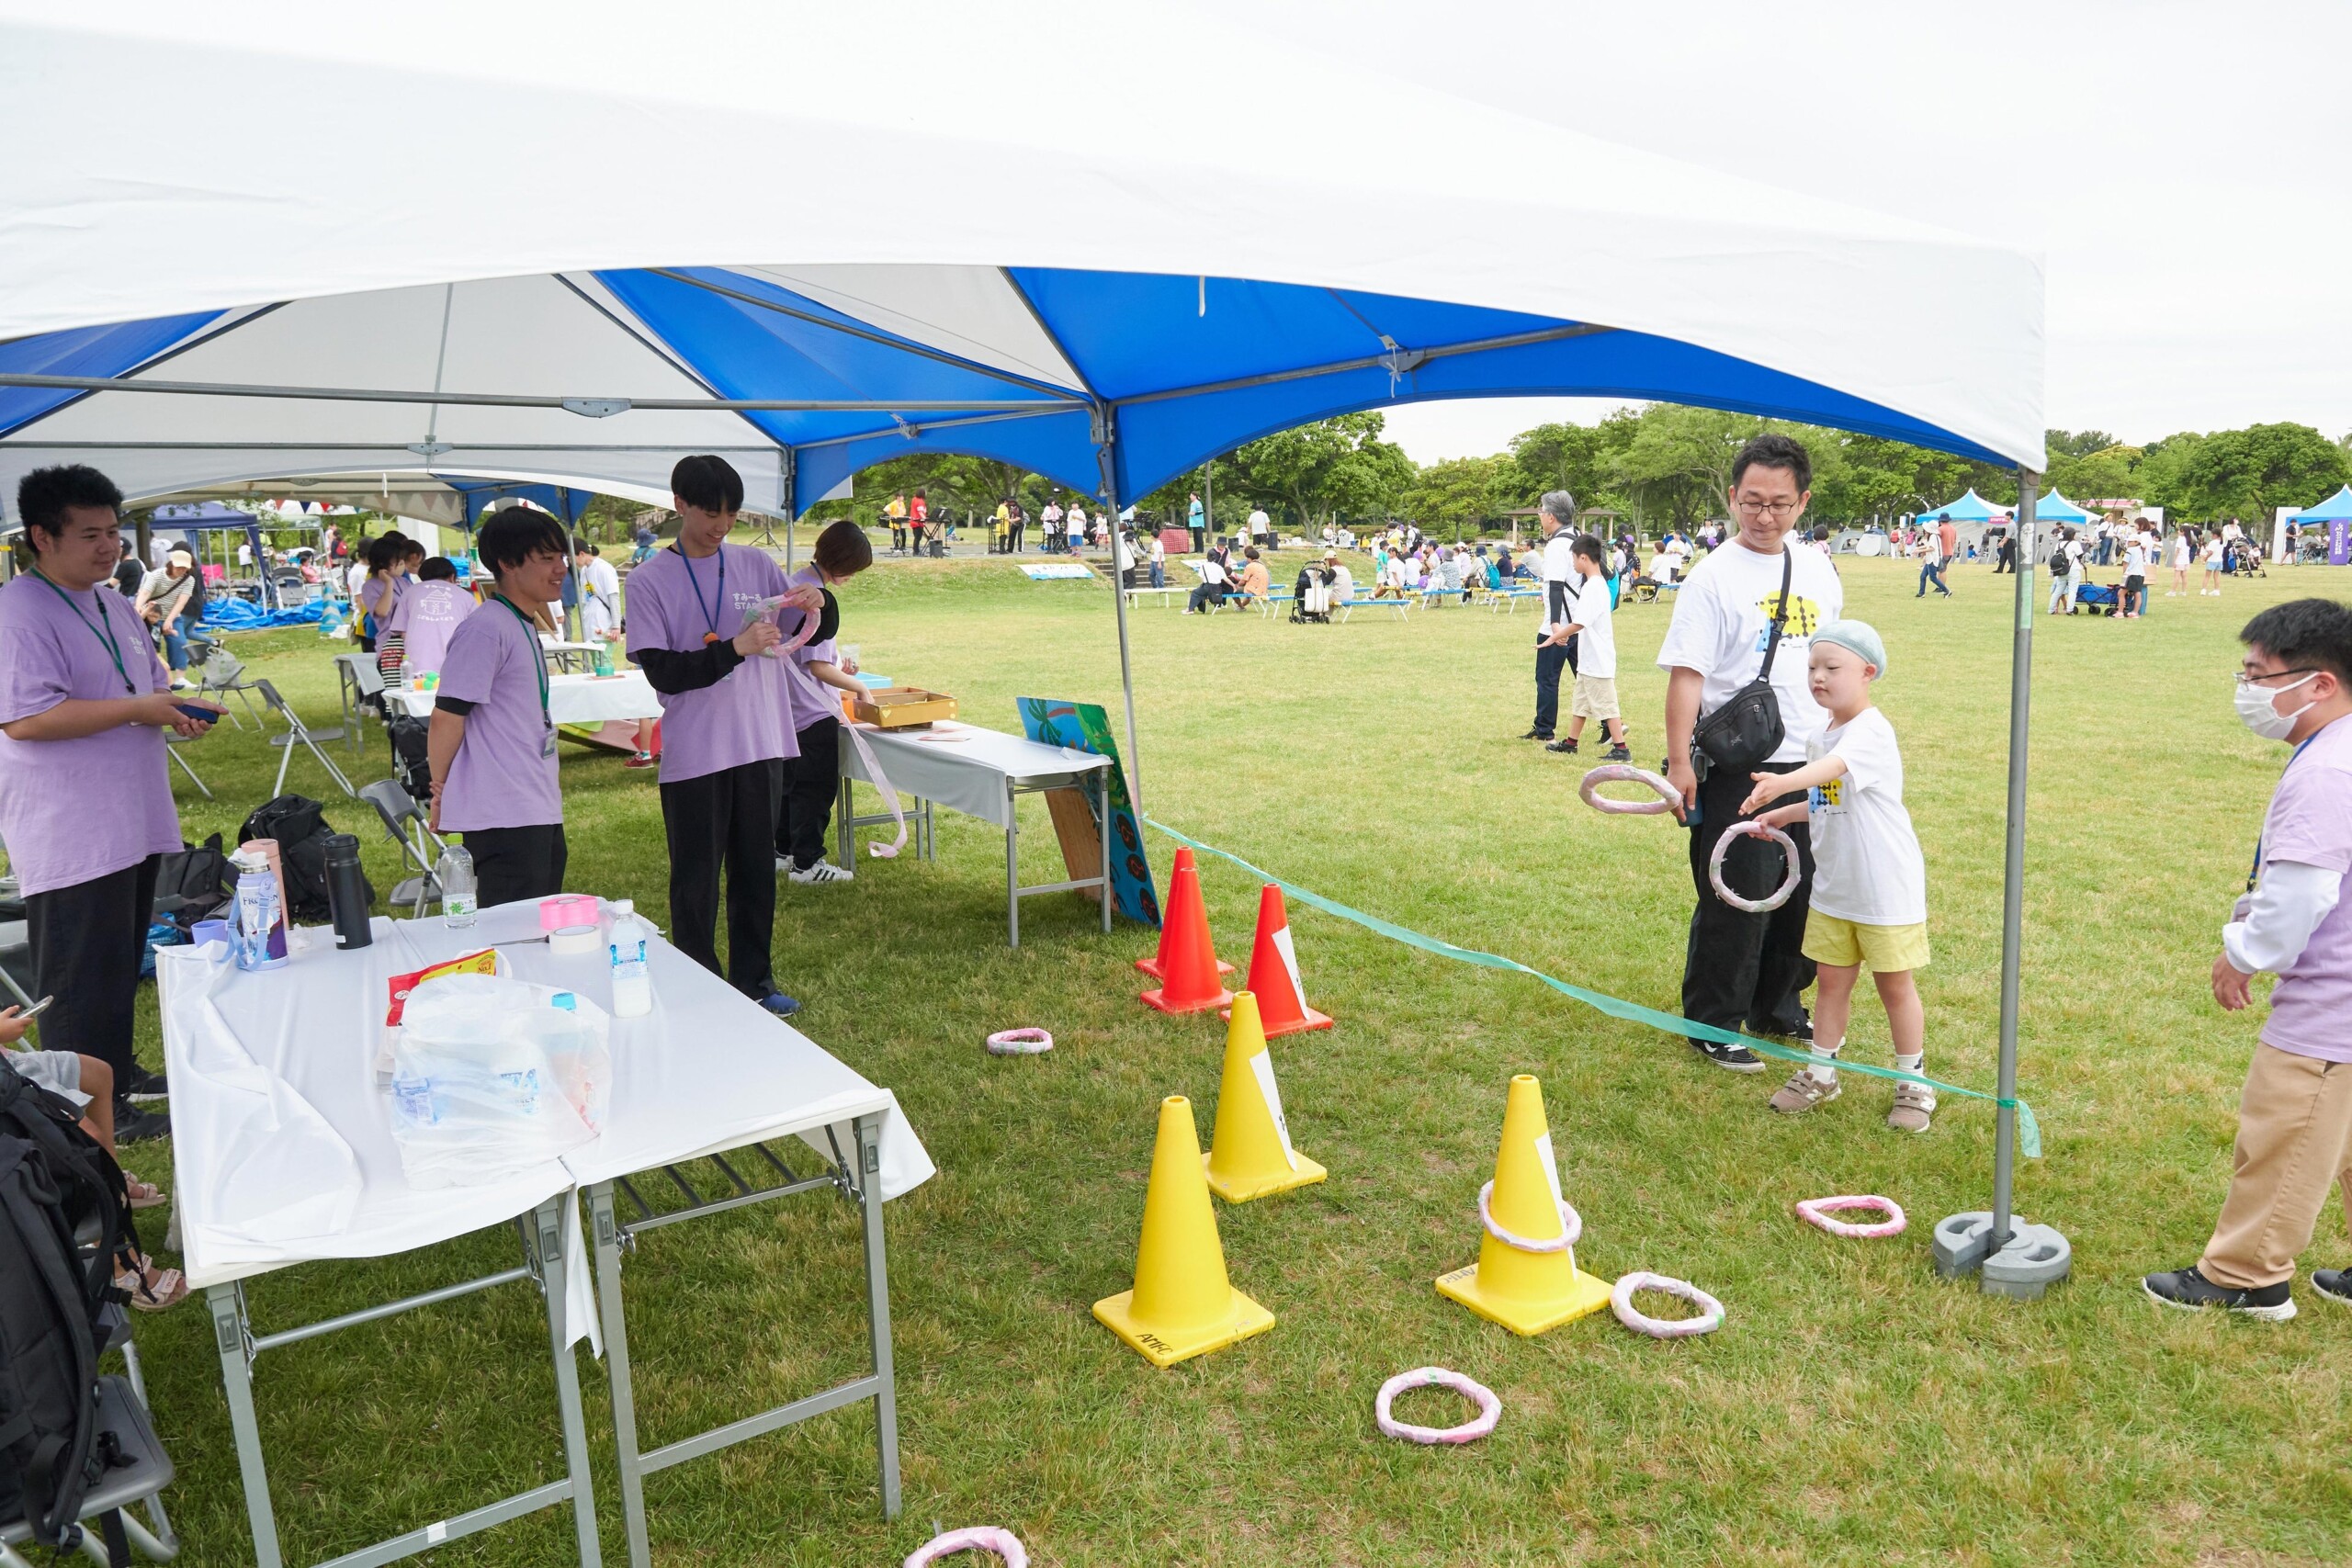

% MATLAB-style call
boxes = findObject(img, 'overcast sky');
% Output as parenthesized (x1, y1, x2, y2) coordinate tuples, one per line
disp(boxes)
(1195, 0, 2352, 465)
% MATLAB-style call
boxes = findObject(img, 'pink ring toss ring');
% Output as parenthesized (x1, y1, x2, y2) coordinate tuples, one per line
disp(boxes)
(1374, 1366, 1502, 1445)
(1794, 1195, 1907, 1238)
(1611, 1271, 1726, 1338)
(1707, 819, 1802, 913)
(985, 1028, 1054, 1056)
(1578, 764, 1680, 816)
(1477, 1180, 1581, 1253)
(904, 1526, 1028, 1568)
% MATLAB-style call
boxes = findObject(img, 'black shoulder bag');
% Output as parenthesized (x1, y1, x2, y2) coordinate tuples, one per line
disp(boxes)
(1690, 545, 1794, 776)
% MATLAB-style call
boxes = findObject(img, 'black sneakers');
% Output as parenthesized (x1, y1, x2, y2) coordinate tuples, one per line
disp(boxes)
(2142, 1266, 2297, 1322)
(1601, 744, 1633, 762)
(113, 1103, 173, 1145)
(1689, 1037, 1764, 1073)
(119, 1066, 169, 1102)
(1521, 728, 1554, 741)
(1544, 738, 1579, 755)
(2312, 1269, 2352, 1308)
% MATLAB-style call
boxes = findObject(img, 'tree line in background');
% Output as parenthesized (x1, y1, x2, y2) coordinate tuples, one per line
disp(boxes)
(777, 404, 2352, 542)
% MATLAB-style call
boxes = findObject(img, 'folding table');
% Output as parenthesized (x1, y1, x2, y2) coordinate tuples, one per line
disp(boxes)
(836, 721, 1114, 945)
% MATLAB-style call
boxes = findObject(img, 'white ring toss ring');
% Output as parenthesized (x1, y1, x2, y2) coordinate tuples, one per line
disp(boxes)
(1374, 1367, 1502, 1445)
(1477, 1180, 1581, 1252)
(904, 1526, 1028, 1568)
(1707, 819, 1803, 913)
(1611, 1272, 1726, 1338)
(985, 1028, 1054, 1056)
(1578, 764, 1680, 816)
(1795, 1195, 1907, 1238)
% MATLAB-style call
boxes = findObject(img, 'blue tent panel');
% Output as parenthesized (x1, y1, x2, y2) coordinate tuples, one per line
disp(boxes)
(151, 500, 266, 528)
(2035, 491, 2091, 525)
(441, 477, 594, 525)
(2296, 484, 2352, 523)
(1917, 489, 2008, 522)
(0, 310, 225, 438)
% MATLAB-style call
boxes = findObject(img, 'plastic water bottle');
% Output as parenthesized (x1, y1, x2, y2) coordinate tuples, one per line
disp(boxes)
(230, 851, 288, 972)
(607, 899, 651, 1019)
(437, 845, 477, 928)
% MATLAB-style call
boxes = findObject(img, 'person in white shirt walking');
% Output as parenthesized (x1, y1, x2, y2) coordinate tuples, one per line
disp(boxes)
(1657, 434, 1845, 1067)
(1738, 619, 1935, 1132)
(1546, 534, 1629, 761)
(1247, 506, 1270, 550)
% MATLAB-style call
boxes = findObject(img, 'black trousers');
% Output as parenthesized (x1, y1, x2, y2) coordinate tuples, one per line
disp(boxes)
(1682, 758, 1816, 1037)
(1187, 582, 1227, 613)
(1532, 639, 1576, 733)
(463, 824, 569, 909)
(777, 716, 842, 870)
(28, 854, 161, 1084)
(662, 758, 785, 998)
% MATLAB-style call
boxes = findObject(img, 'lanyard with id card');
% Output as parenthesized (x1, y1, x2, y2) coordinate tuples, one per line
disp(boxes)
(491, 594, 556, 756)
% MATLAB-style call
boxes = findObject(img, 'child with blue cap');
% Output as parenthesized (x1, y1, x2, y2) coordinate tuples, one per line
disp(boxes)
(1738, 618, 1935, 1131)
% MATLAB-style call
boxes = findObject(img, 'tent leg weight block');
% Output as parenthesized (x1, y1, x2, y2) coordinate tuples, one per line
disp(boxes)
(1932, 1211, 1998, 1279)
(1979, 1223, 2071, 1300)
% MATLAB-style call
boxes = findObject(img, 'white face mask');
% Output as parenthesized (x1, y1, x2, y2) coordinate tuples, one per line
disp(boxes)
(2235, 671, 2321, 741)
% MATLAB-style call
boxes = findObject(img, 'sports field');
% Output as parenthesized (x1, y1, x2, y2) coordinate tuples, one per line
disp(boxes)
(123, 549, 2351, 1566)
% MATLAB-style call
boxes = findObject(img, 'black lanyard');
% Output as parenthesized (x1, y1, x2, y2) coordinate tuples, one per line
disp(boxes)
(673, 544, 726, 645)
(490, 594, 551, 727)
(32, 569, 136, 695)
(2246, 731, 2323, 893)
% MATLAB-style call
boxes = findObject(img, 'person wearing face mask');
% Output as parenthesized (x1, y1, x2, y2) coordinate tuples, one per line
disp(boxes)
(2143, 599, 2352, 1320)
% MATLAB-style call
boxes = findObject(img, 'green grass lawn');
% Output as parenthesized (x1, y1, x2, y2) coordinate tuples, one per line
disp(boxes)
(114, 549, 2352, 1566)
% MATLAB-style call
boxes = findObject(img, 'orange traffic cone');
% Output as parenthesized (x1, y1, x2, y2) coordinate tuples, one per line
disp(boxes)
(1435, 1074, 1614, 1336)
(1204, 991, 1327, 1202)
(1220, 885, 1332, 1036)
(1138, 850, 1234, 1015)
(1094, 1095, 1276, 1367)
(1136, 847, 1235, 983)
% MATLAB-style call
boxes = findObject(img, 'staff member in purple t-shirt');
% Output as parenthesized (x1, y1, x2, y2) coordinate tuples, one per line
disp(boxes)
(775, 519, 876, 885)
(0, 466, 220, 1139)
(626, 456, 820, 1017)
(2145, 600, 2352, 1319)
(425, 507, 571, 908)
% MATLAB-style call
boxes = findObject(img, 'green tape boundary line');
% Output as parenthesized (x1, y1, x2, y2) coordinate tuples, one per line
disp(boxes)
(1148, 818, 2041, 1158)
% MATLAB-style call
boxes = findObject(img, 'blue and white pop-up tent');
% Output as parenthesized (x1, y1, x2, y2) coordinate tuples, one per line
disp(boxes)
(2294, 483, 2352, 522)
(1916, 489, 2014, 522)
(2034, 491, 2093, 526)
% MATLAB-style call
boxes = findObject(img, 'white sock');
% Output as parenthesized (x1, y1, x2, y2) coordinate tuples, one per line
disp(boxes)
(1894, 1052, 1923, 1075)
(1808, 1041, 1841, 1084)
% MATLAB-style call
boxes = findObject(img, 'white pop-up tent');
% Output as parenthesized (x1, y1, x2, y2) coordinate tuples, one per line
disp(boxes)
(0, 1, 2054, 1286)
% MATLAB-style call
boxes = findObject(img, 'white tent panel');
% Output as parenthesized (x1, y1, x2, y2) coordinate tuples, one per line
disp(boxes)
(738, 265, 1084, 392)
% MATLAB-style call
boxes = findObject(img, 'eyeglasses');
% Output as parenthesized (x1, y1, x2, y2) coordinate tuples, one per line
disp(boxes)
(1732, 499, 1802, 519)
(2234, 667, 2315, 687)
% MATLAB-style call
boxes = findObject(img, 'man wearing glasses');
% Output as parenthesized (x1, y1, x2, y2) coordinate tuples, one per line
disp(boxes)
(2144, 599, 2352, 1319)
(1656, 434, 1844, 1069)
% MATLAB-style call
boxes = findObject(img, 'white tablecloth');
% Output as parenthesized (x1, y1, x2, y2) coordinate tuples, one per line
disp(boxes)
(157, 902, 933, 1343)
(390, 670, 662, 725)
(841, 721, 1109, 829)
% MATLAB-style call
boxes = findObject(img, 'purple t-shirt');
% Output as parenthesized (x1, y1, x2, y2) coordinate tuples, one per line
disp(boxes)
(782, 565, 842, 733)
(2258, 713, 2352, 1062)
(386, 580, 476, 676)
(0, 573, 183, 897)
(624, 544, 801, 784)
(435, 597, 561, 830)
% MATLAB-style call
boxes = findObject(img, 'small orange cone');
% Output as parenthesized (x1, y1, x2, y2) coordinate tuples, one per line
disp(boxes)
(1138, 850, 1234, 1015)
(1204, 991, 1327, 1202)
(1435, 1074, 1614, 1337)
(1136, 847, 1235, 983)
(1220, 886, 1332, 1036)
(1093, 1095, 1275, 1367)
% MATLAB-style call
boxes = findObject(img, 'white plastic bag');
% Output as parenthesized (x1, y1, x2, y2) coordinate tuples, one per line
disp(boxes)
(387, 974, 611, 1189)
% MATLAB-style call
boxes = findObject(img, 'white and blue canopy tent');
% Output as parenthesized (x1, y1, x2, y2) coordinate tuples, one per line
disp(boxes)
(2035, 491, 2094, 526)
(0, 2, 2053, 1275)
(1916, 488, 2014, 523)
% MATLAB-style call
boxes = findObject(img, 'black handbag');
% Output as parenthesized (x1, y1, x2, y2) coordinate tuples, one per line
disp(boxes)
(1690, 545, 1794, 775)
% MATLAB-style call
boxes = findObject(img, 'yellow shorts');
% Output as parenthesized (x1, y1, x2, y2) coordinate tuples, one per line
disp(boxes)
(1570, 673, 1619, 720)
(1803, 912, 1930, 973)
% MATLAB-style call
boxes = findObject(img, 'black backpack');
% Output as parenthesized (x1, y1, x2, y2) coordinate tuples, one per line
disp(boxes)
(385, 716, 433, 802)
(151, 833, 233, 936)
(240, 795, 375, 923)
(0, 1060, 135, 1553)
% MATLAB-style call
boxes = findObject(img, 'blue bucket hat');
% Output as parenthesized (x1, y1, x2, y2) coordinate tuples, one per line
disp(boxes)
(1812, 618, 1887, 680)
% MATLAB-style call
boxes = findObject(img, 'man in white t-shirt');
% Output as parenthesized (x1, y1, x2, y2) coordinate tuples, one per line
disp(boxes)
(1548, 534, 1629, 760)
(1247, 506, 1271, 548)
(573, 538, 622, 640)
(1656, 433, 1845, 1068)
(1523, 491, 1580, 741)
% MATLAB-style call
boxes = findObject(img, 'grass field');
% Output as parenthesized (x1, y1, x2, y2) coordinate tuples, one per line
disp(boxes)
(109, 547, 2352, 1566)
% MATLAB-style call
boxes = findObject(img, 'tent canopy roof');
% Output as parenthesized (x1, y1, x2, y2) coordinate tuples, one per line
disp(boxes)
(2035, 491, 2092, 524)
(2296, 484, 2352, 523)
(1918, 489, 2013, 522)
(0, 5, 2045, 517)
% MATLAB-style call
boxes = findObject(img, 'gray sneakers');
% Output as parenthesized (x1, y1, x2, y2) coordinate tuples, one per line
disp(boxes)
(1768, 1068, 1839, 1115)
(1886, 1081, 1936, 1133)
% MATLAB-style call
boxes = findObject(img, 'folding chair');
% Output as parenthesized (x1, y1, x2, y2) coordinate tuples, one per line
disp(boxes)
(194, 646, 266, 731)
(254, 679, 356, 797)
(0, 1376, 176, 1568)
(163, 729, 212, 800)
(334, 653, 387, 751)
(357, 778, 447, 916)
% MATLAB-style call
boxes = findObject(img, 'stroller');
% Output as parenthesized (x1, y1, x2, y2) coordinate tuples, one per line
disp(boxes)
(2073, 581, 2121, 617)
(2224, 536, 2267, 579)
(1290, 565, 1333, 624)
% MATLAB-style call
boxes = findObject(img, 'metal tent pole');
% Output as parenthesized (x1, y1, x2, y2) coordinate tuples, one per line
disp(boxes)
(1095, 408, 1144, 813)
(781, 447, 796, 569)
(1934, 468, 2070, 1299)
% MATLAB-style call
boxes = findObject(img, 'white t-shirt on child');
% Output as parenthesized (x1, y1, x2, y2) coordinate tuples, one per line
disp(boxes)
(1570, 573, 1616, 678)
(1805, 705, 1926, 927)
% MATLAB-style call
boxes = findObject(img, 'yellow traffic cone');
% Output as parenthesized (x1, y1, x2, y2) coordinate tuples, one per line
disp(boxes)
(1094, 1095, 1277, 1368)
(1203, 992, 1328, 1203)
(1435, 1074, 1614, 1336)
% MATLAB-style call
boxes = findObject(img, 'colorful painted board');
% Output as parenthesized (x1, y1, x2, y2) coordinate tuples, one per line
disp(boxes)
(1016, 696, 1159, 927)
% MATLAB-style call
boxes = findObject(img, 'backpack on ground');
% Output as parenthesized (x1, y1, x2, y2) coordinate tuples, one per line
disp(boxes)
(239, 795, 375, 923)
(0, 1060, 136, 1554)
(151, 833, 233, 936)
(385, 716, 433, 802)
